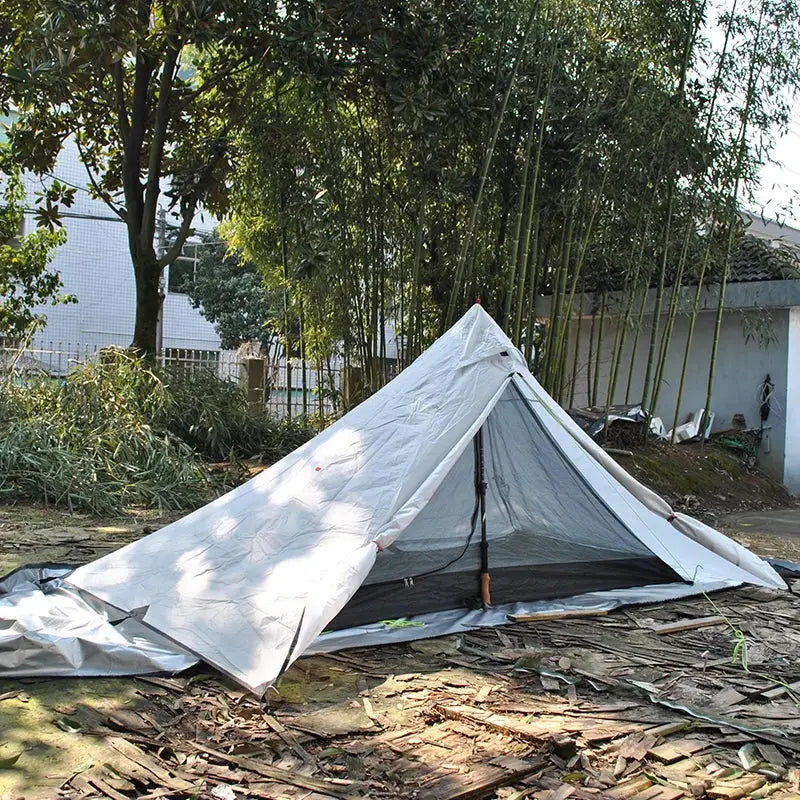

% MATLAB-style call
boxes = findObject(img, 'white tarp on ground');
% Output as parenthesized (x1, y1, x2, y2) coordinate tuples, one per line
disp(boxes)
(0, 306, 786, 692)
(0, 566, 197, 677)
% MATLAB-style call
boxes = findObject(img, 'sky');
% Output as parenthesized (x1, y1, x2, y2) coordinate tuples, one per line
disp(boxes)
(751, 122, 800, 229)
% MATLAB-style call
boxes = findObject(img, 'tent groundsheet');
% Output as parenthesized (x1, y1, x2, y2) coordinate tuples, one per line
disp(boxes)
(0, 306, 786, 692)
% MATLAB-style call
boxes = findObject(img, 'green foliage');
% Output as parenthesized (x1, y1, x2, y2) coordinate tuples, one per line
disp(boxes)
(225, 0, 800, 409)
(0, 0, 281, 353)
(3, 0, 799, 406)
(0, 149, 75, 339)
(183, 234, 278, 350)
(0, 353, 210, 514)
(163, 369, 313, 463)
(0, 350, 312, 514)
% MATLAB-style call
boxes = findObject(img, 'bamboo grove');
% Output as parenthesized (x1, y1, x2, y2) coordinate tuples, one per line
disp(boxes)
(223, 0, 800, 421)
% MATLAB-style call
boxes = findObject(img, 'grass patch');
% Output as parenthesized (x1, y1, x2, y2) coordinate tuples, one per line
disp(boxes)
(619, 439, 792, 521)
(164, 369, 312, 462)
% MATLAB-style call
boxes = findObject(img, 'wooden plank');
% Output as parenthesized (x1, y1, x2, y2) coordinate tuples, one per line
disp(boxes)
(89, 776, 131, 800)
(262, 712, 315, 765)
(710, 688, 747, 709)
(707, 776, 767, 800)
(647, 739, 710, 764)
(508, 609, 609, 623)
(133, 676, 186, 693)
(433, 703, 556, 743)
(582, 723, 641, 744)
(637, 787, 685, 800)
(645, 722, 691, 739)
(652, 617, 726, 635)
(607, 776, 653, 799)
(755, 743, 786, 768)
(106, 736, 194, 792)
(617, 733, 658, 761)
(544, 784, 575, 800)
(760, 680, 800, 700)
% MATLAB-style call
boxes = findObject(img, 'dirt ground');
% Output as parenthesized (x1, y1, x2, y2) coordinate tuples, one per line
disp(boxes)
(613, 442, 795, 523)
(0, 504, 181, 578)
(0, 444, 799, 800)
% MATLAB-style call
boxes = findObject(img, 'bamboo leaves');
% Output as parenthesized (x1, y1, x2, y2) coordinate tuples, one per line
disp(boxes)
(219, 0, 800, 416)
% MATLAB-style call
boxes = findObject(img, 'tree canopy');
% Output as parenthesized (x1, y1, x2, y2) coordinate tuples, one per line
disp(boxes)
(225, 0, 800, 415)
(1, 0, 278, 353)
(183, 234, 277, 350)
(2, 0, 799, 422)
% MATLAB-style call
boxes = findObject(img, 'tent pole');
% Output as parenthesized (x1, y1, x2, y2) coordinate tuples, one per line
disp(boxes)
(477, 426, 491, 606)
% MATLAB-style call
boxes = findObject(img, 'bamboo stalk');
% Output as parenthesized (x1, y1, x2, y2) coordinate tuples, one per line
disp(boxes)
(591, 290, 607, 407)
(640, 181, 675, 410)
(701, 0, 766, 441)
(568, 287, 584, 408)
(511, 10, 559, 343)
(504, 107, 539, 332)
(445, 0, 539, 327)
(670, 0, 738, 440)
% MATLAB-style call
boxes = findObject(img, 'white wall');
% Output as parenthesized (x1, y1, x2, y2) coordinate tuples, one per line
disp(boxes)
(784, 307, 800, 492)
(23, 140, 220, 352)
(564, 307, 790, 485)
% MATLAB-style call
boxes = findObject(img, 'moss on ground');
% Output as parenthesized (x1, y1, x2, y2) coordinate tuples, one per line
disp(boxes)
(0, 679, 143, 800)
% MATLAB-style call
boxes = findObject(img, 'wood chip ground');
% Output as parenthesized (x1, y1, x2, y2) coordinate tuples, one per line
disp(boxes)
(19, 583, 800, 799)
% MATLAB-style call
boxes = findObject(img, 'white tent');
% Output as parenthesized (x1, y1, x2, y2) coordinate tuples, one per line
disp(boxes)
(0, 306, 785, 691)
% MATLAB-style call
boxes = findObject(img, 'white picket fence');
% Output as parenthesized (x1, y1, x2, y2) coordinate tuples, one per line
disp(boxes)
(0, 340, 342, 420)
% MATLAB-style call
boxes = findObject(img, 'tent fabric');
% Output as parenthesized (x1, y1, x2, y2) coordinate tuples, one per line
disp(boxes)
(0, 305, 786, 692)
(330, 383, 683, 629)
(510, 369, 784, 587)
(0, 565, 197, 677)
(65, 307, 526, 692)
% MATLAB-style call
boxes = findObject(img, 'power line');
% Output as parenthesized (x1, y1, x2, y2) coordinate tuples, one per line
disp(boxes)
(23, 208, 122, 223)
(23, 208, 217, 237)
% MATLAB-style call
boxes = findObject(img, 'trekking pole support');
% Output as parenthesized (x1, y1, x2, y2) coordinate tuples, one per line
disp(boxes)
(476, 427, 491, 606)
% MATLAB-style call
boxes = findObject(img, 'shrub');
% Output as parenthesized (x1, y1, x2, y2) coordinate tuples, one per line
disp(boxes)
(160, 369, 313, 463)
(0, 351, 313, 514)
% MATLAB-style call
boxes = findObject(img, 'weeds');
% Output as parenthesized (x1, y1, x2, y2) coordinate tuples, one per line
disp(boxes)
(0, 350, 312, 514)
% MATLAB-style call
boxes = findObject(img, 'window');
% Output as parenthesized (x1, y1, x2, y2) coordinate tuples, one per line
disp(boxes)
(168, 242, 200, 293)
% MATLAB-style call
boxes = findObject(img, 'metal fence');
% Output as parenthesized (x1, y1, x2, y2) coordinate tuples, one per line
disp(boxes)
(0, 340, 343, 421)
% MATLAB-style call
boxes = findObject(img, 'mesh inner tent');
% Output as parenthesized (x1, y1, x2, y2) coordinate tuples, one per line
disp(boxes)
(330, 384, 681, 629)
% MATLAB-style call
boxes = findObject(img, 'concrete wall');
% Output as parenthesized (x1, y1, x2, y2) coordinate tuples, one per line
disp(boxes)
(784, 307, 800, 492)
(23, 139, 220, 352)
(563, 306, 790, 485)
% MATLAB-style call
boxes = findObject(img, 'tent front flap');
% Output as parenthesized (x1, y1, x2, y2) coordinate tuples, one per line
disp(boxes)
(511, 374, 783, 589)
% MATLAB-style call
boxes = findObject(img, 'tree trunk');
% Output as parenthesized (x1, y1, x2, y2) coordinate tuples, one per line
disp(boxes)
(131, 255, 162, 355)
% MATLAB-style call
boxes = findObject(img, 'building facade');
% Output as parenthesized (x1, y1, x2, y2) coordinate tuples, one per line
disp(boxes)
(546, 217, 800, 493)
(20, 137, 221, 356)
